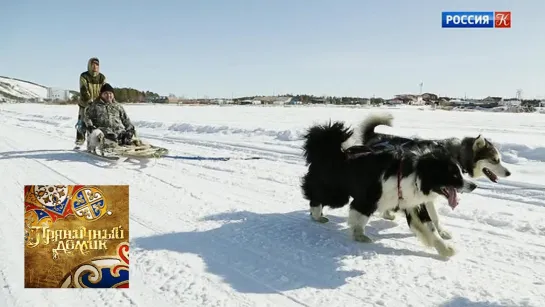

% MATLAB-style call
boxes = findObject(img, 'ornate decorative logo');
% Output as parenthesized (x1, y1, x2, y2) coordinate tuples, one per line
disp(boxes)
(71, 186, 109, 221)
(24, 185, 128, 288)
(59, 242, 129, 288)
(29, 185, 71, 216)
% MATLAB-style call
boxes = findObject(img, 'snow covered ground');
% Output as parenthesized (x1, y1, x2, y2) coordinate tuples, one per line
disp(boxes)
(1, 103, 545, 307)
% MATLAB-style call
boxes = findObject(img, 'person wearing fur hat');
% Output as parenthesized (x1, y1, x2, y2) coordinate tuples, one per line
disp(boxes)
(75, 57, 106, 146)
(82, 83, 140, 148)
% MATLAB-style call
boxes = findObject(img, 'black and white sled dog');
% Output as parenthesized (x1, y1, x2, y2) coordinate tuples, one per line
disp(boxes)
(359, 113, 511, 239)
(301, 121, 477, 257)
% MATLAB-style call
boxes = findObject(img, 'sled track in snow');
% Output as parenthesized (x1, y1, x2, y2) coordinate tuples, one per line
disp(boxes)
(8, 112, 302, 164)
(139, 133, 303, 164)
(11, 118, 298, 165)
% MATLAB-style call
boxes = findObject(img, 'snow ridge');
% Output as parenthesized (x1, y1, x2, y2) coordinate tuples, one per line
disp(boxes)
(133, 120, 301, 141)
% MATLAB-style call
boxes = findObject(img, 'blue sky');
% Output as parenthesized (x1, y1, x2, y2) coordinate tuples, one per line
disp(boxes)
(1, 0, 543, 99)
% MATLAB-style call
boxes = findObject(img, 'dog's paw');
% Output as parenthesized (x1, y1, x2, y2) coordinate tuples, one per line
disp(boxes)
(353, 231, 373, 243)
(435, 242, 456, 258)
(438, 228, 452, 240)
(382, 210, 396, 221)
(312, 216, 329, 223)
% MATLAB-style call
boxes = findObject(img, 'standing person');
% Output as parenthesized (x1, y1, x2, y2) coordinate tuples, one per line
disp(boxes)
(75, 57, 106, 147)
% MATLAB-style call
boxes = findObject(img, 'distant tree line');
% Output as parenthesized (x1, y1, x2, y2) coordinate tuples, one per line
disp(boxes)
(234, 93, 387, 105)
(521, 99, 543, 107)
(70, 88, 160, 103)
(111, 88, 160, 102)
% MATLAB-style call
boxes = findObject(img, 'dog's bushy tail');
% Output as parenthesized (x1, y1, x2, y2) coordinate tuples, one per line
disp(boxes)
(302, 121, 353, 166)
(359, 113, 394, 143)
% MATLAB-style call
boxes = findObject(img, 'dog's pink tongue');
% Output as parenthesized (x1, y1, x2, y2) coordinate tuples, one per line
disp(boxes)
(448, 187, 459, 209)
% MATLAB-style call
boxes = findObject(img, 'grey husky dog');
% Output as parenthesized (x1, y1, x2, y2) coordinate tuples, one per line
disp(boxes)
(358, 113, 511, 239)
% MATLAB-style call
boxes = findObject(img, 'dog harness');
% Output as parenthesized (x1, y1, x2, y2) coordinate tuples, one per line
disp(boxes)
(345, 141, 409, 202)
(369, 141, 409, 202)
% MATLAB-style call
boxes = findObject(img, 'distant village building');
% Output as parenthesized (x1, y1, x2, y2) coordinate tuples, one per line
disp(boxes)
(394, 94, 427, 105)
(290, 99, 302, 105)
(243, 96, 294, 105)
(211, 98, 234, 104)
(411, 96, 426, 105)
(449, 99, 471, 105)
(309, 97, 326, 104)
(167, 94, 180, 103)
(47, 87, 71, 101)
(271, 97, 292, 105)
(239, 99, 254, 105)
(498, 99, 521, 107)
(146, 96, 169, 103)
(385, 98, 404, 105)
(421, 93, 438, 101)
(482, 96, 503, 104)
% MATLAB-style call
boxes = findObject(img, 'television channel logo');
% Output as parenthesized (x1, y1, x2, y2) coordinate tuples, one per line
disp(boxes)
(442, 11, 511, 28)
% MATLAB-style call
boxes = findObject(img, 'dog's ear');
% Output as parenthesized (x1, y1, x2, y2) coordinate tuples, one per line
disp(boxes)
(472, 134, 486, 151)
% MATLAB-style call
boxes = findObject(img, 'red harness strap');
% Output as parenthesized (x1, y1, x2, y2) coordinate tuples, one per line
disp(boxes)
(397, 158, 404, 200)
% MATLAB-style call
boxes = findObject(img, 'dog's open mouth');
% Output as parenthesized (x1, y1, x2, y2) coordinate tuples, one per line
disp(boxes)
(483, 167, 498, 183)
(441, 187, 459, 209)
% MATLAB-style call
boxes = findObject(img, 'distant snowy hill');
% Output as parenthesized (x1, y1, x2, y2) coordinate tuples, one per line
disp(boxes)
(0, 76, 49, 101)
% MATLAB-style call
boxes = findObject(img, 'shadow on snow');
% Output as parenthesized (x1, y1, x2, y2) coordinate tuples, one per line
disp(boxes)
(439, 296, 536, 307)
(0, 149, 149, 169)
(133, 210, 449, 294)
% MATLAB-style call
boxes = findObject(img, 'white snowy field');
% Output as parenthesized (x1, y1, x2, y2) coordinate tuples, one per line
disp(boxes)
(1, 103, 545, 307)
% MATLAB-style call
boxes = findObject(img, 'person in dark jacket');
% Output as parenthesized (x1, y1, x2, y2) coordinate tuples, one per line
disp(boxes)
(75, 57, 106, 146)
(83, 83, 139, 148)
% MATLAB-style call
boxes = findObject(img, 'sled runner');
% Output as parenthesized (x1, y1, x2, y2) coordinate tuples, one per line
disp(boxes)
(76, 137, 168, 163)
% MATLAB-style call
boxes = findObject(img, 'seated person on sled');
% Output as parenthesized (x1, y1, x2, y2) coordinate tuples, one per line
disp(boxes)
(82, 83, 142, 152)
